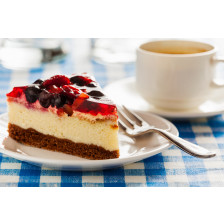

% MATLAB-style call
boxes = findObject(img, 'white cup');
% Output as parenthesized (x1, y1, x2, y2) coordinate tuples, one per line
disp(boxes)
(136, 40, 224, 110)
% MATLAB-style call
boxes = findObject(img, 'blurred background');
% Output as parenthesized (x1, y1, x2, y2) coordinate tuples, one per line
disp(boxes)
(1, 38, 224, 113)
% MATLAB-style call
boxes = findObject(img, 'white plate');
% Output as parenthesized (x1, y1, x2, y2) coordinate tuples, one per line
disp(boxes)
(104, 77, 224, 119)
(0, 112, 178, 171)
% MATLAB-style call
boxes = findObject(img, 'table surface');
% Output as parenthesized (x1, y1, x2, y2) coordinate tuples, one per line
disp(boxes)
(1, 38, 224, 187)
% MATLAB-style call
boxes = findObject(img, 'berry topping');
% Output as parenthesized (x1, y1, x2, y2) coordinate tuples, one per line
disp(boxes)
(79, 92, 89, 99)
(48, 85, 63, 94)
(88, 90, 104, 97)
(39, 90, 53, 108)
(87, 83, 97, 88)
(6, 86, 27, 98)
(6, 74, 117, 117)
(76, 100, 116, 116)
(24, 86, 42, 103)
(71, 93, 89, 110)
(42, 75, 71, 88)
(63, 104, 73, 116)
(70, 75, 93, 86)
(54, 94, 67, 108)
(50, 97, 55, 107)
(61, 85, 81, 101)
(33, 79, 43, 85)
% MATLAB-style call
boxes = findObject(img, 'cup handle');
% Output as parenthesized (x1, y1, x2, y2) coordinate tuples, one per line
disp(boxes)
(211, 56, 224, 87)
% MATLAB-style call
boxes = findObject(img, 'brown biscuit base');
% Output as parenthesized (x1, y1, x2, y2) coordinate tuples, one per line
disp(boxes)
(8, 123, 119, 160)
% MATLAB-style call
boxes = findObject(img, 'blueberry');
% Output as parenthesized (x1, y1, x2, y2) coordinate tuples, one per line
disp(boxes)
(54, 94, 67, 108)
(87, 83, 97, 88)
(92, 97, 100, 100)
(50, 94, 66, 108)
(88, 90, 104, 97)
(33, 79, 43, 85)
(65, 97, 74, 105)
(70, 75, 94, 87)
(50, 97, 55, 107)
(70, 76, 84, 86)
(24, 86, 42, 103)
(39, 90, 53, 108)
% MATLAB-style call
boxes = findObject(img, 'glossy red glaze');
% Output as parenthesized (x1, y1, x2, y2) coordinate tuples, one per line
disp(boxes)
(70, 75, 92, 86)
(77, 100, 117, 116)
(42, 75, 71, 87)
(48, 85, 63, 94)
(6, 74, 117, 117)
(61, 85, 82, 100)
(6, 86, 27, 98)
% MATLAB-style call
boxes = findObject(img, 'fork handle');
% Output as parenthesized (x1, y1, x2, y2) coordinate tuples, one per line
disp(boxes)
(152, 128, 216, 158)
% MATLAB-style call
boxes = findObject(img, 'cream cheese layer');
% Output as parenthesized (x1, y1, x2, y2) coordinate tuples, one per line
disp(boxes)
(8, 102, 119, 151)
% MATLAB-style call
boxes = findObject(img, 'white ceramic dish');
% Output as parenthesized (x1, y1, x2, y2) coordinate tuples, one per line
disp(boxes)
(104, 77, 224, 119)
(0, 112, 178, 171)
(136, 40, 224, 110)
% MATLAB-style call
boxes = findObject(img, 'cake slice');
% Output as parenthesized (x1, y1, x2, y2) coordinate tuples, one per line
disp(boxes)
(6, 73, 119, 160)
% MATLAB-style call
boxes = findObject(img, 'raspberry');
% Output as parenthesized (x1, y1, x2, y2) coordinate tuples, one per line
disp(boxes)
(6, 86, 27, 98)
(42, 75, 71, 88)
(39, 90, 53, 108)
(70, 75, 93, 86)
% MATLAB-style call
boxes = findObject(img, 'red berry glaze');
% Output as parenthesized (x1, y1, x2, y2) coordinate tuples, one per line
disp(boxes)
(7, 86, 27, 98)
(42, 75, 71, 88)
(76, 100, 117, 116)
(48, 85, 63, 94)
(70, 75, 93, 86)
(6, 74, 117, 117)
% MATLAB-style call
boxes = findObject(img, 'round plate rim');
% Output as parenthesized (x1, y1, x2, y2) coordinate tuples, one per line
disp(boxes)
(0, 112, 178, 170)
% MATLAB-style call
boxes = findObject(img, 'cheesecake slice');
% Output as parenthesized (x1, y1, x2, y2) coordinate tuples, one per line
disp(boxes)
(6, 74, 119, 160)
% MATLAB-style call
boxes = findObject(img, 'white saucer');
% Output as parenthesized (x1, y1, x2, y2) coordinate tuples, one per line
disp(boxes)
(0, 112, 178, 171)
(104, 77, 224, 119)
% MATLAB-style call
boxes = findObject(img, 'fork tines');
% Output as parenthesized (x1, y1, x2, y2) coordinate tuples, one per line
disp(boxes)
(117, 105, 150, 135)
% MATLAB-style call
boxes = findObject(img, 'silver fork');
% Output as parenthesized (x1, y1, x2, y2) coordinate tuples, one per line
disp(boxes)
(118, 106, 216, 158)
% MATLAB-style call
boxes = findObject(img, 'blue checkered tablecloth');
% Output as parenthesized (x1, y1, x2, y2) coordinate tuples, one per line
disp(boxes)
(1, 39, 224, 187)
